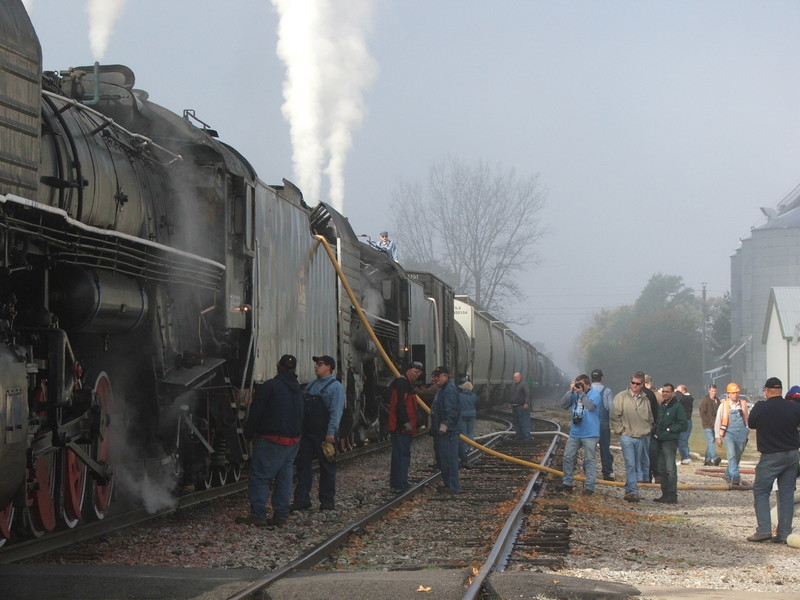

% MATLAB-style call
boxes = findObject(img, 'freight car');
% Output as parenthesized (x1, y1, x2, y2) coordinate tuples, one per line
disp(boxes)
(0, 0, 564, 547)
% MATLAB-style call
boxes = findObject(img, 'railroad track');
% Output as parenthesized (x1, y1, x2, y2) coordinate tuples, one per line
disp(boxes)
(226, 415, 564, 600)
(4, 412, 569, 600)
(0, 435, 396, 565)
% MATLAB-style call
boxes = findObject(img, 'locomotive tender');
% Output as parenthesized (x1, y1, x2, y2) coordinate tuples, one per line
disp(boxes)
(0, 0, 564, 546)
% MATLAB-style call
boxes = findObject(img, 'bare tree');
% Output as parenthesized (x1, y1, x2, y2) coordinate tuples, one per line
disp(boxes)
(390, 158, 546, 314)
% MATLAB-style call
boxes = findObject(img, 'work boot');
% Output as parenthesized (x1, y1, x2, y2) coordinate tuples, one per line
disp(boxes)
(746, 532, 773, 543)
(235, 515, 269, 527)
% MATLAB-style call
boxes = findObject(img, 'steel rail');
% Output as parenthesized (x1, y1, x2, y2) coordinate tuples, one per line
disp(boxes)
(225, 421, 513, 600)
(462, 419, 561, 600)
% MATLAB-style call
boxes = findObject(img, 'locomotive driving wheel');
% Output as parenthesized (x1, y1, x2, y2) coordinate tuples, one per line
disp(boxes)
(26, 451, 57, 537)
(0, 502, 14, 547)
(60, 446, 88, 528)
(86, 372, 115, 520)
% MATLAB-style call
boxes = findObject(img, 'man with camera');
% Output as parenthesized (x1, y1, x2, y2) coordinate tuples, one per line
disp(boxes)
(558, 374, 600, 494)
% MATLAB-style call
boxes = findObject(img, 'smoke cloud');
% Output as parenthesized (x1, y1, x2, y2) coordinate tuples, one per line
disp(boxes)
(271, 0, 377, 212)
(86, 0, 127, 61)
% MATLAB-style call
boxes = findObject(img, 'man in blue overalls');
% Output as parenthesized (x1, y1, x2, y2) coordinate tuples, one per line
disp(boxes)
(291, 355, 345, 511)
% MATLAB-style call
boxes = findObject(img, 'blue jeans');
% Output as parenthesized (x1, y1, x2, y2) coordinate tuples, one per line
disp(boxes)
(294, 434, 337, 507)
(248, 437, 300, 520)
(512, 405, 532, 439)
(619, 434, 649, 494)
(390, 432, 413, 490)
(645, 434, 655, 481)
(722, 411, 748, 483)
(678, 419, 693, 461)
(434, 430, 460, 491)
(753, 450, 799, 540)
(599, 421, 614, 477)
(458, 416, 476, 464)
(562, 436, 599, 491)
(656, 438, 679, 499)
(703, 427, 718, 463)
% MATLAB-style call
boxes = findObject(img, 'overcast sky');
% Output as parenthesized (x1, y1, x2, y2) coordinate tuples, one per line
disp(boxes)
(24, 1, 800, 376)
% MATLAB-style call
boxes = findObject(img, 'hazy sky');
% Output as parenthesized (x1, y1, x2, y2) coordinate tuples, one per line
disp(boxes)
(24, 1, 800, 375)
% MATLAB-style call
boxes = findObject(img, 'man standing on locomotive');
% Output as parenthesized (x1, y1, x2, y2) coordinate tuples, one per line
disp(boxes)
(291, 355, 345, 511)
(237, 354, 303, 527)
(378, 231, 399, 261)
(430, 366, 461, 493)
(388, 361, 424, 493)
(509, 372, 532, 440)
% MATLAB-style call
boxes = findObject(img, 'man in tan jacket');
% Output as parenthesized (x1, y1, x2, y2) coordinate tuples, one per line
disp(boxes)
(611, 371, 654, 503)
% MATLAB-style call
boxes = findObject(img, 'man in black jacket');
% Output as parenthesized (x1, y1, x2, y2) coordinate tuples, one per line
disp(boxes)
(747, 377, 800, 544)
(653, 384, 687, 504)
(237, 354, 304, 527)
(509, 372, 532, 440)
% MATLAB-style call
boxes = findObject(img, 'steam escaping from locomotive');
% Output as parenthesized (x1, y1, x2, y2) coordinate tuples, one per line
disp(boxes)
(271, 0, 377, 212)
(86, 0, 127, 60)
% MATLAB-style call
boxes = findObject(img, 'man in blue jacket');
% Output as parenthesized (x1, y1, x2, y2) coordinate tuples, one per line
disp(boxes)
(292, 355, 345, 511)
(430, 366, 461, 493)
(237, 354, 303, 527)
(559, 374, 600, 494)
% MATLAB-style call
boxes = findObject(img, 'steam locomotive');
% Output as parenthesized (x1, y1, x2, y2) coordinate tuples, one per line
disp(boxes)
(0, 0, 565, 546)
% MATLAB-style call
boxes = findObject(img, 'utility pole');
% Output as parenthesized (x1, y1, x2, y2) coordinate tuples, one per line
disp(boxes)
(701, 282, 707, 385)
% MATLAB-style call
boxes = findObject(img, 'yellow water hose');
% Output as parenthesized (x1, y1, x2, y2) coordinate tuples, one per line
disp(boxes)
(313, 235, 729, 491)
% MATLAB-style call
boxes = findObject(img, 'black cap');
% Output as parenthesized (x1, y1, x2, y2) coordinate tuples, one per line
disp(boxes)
(432, 365, 450, 377)
(591, 368, 603, 379)
(277, 354, 297, 370)
(313, 355, 336, 370)
(405, 361, 424, 371)
(458, 376, 470, 384)
(764, 377, 783, 390)
(380, 230, 388, 236)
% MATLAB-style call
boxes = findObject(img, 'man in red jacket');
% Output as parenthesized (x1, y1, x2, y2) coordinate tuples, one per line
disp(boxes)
(388, 361, 424, 493)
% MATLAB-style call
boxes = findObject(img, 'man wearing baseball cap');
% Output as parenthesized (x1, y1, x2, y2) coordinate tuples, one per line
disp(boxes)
(430, 366, 461, 493)
(237, 354, 303, 527)
(590, 369, 615, 481)
(292, 355, 344, 511)
(377, 231, 398, 261)
(746, 377, 800, 543)
(387, 361, 424, 493)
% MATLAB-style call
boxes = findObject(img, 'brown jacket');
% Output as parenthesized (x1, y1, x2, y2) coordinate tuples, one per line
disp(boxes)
(698, 394, 720, 430)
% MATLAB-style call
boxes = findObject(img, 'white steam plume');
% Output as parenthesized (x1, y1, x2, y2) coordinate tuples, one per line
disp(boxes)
(271, 0, 377, 212)
(86, 0, 128, 61)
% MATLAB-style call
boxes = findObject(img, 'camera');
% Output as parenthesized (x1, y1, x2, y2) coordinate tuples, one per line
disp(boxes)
(574, 381, 583, 390)
(572, 415, 583, 424)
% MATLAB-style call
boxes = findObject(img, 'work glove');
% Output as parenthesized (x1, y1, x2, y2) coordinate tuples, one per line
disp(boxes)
(438, 423, 448, 435)
(320, 440, 336, 463)
(403, 422, 413, 433)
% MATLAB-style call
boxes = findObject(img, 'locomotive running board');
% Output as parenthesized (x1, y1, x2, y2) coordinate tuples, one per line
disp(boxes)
(159, 357, 226, 389)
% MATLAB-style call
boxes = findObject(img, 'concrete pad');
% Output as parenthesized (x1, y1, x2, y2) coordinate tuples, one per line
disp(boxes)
(263, 570, 471, 600)
(487, 571, 639, 599)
